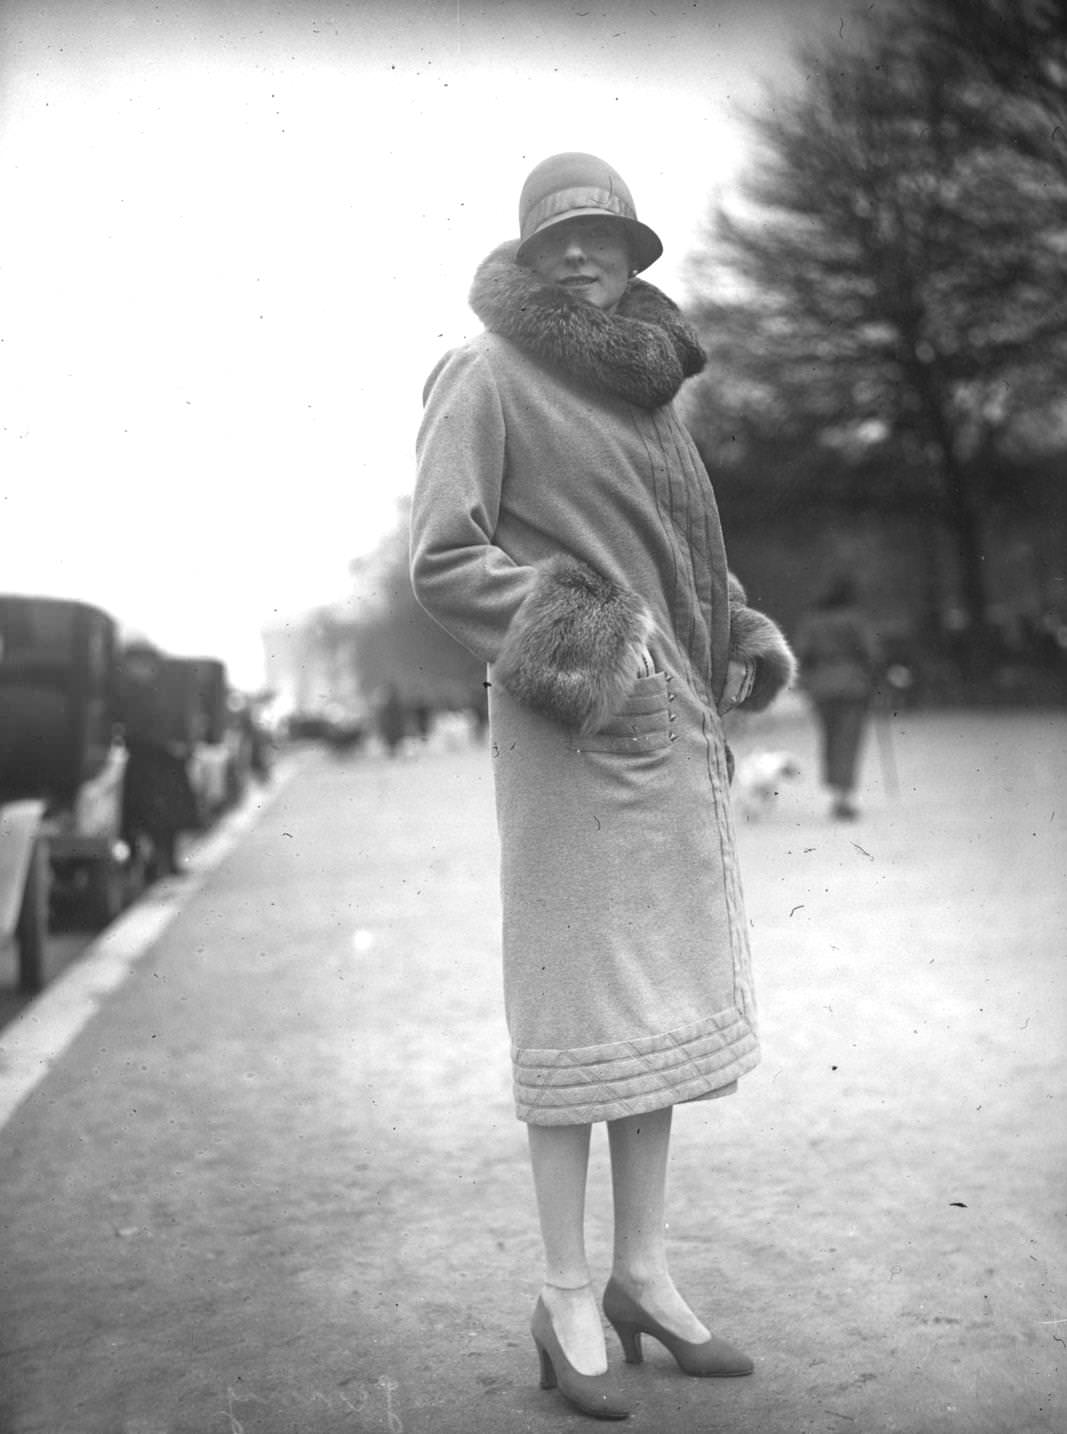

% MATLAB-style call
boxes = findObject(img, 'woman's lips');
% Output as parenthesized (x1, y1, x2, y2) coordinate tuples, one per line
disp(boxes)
(560, 274, 595, 287)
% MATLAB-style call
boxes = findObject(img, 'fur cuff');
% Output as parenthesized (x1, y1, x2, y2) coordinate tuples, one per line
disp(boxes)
(728, 574, 797, 711)
(495, 559, 654, 734)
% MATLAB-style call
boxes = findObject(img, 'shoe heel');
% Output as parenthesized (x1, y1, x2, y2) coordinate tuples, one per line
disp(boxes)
(610, 1321, 643, 1365)
(531, 1298, 631, 1419)
(534, 1339, 558, 1390)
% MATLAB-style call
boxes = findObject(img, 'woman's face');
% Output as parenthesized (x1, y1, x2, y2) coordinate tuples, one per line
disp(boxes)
(526, 216, 632, 312)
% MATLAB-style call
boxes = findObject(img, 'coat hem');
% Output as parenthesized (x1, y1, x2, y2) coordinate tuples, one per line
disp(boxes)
(513, 1008, 760, 1125)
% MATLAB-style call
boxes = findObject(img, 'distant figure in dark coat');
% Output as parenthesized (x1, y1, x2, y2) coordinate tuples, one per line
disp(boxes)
(376, 685, 407, 758)
(121, 739, 198, 878)
(794, 576, 883, 820)
(411, 701, 434, 743)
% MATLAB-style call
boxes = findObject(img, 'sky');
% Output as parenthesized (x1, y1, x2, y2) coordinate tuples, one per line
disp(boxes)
(0, 0, 857, 688)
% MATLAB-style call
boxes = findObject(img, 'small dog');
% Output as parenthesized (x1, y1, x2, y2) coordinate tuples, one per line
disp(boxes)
(733, 749, 802, 820)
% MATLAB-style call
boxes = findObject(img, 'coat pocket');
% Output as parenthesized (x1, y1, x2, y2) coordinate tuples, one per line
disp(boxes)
(567, 672, 672, 755)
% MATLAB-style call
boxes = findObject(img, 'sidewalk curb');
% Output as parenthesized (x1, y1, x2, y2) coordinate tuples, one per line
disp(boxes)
(0, 757, 301, 1132)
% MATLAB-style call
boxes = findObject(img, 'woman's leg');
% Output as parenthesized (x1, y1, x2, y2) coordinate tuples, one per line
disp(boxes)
(607, 1107, 710, 1341)
(527, 1122, 608, 1374)
(827, 699, 867, 815)
(815, 701, 835, 789)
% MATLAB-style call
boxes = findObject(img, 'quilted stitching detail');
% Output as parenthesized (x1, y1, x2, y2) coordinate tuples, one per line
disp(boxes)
(513, 1008, 759, 1125)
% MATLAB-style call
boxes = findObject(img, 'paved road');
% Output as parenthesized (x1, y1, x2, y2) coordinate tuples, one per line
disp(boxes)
(0, 816, 265, 1035)
(0, 709, 1063, 1434)
(0, 925, 91, 1032)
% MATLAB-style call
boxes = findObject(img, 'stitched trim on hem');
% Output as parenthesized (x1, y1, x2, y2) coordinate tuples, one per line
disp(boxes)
(513, 1008, 759, 1125)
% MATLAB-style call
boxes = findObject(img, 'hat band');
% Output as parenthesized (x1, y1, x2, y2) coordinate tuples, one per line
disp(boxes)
(521, 186, 635, 239)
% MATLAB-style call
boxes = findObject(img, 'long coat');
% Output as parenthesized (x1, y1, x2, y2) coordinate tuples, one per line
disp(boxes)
(411, 243, 794, 1125)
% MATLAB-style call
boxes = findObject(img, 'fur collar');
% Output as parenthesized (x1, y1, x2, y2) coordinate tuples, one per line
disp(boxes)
(469, 241, 706, 409)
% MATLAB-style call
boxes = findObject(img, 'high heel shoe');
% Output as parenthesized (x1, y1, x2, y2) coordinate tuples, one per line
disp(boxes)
(530, 1296, 631, 1420)
(602, 1277, 753, 1378)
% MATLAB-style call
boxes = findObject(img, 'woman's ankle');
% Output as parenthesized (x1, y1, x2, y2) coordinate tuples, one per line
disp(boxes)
(609, 1261, 669, 1293)
(539, 1281, 609, 1374)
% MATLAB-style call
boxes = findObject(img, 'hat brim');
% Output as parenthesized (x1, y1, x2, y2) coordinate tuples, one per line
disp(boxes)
(516, 210, 663, 273)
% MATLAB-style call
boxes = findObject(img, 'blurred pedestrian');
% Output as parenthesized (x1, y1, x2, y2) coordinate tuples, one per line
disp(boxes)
(411, 700, 435, 743)
(794, 575, 883, 820)
(375, 684, 406, 758)
(121, 738, 197, 879)
(412, 151, 795, 1420)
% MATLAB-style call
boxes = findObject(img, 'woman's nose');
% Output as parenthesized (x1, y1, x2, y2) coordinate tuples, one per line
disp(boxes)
(563, 234, 587, 261)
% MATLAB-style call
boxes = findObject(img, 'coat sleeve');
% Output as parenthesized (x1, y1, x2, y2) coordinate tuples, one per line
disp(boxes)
(410, 345, 538, 665)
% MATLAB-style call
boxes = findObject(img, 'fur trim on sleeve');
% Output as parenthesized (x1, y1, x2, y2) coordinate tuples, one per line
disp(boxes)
(728, 574, 797, 712)
(494, 558, 654, 734)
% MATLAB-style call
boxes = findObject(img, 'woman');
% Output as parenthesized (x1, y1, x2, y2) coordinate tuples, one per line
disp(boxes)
(794, 575, 883, 820)
(411, 152, 795, 1420)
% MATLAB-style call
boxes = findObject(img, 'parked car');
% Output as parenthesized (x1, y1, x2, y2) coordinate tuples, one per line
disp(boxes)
(0, 594, 140, 985)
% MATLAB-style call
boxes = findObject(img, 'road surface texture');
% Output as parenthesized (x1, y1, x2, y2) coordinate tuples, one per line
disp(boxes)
(0, 703, 1064, 1434)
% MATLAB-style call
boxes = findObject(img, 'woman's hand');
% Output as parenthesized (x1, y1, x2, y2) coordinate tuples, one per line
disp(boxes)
(721, 657, 756, 711)
(635, 644, 655, 678)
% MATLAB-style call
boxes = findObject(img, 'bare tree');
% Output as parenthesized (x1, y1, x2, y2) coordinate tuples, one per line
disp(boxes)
(684, 0, 1067, 649)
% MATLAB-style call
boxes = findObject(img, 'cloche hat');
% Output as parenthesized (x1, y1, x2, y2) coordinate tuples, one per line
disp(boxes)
(515, 152, 663, 273)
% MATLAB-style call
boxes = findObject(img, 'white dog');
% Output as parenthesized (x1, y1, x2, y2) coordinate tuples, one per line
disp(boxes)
(733, 749, 802, 820)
